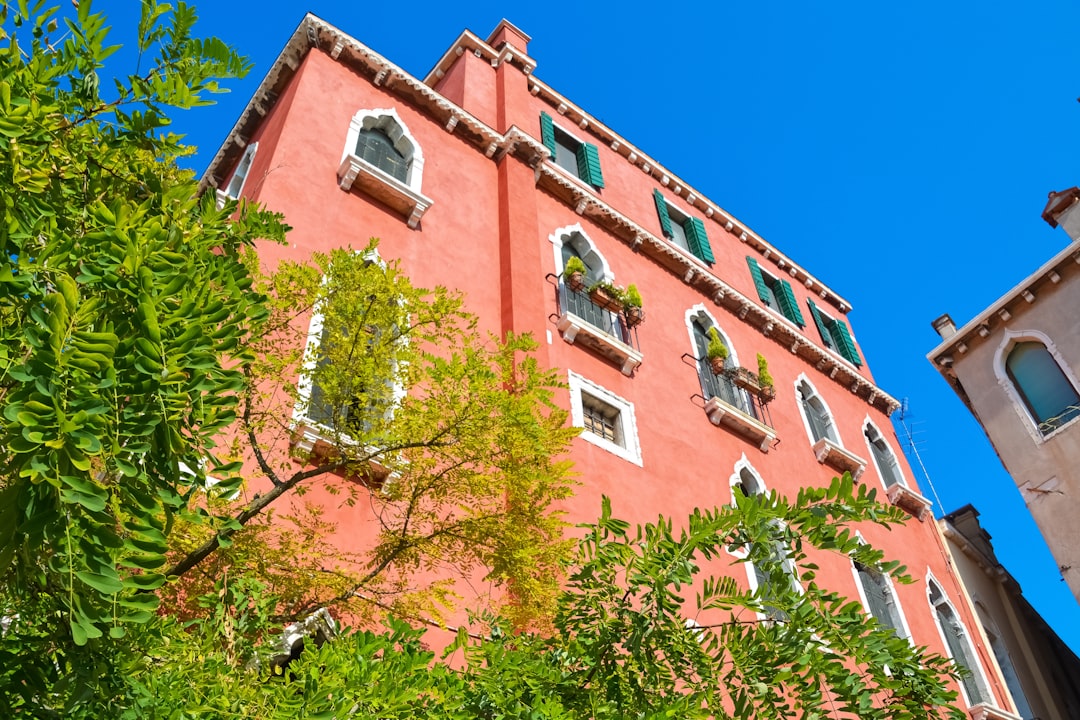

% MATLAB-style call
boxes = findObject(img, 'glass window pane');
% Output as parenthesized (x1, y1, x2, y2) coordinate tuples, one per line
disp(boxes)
(1006, 342, 1080, 432)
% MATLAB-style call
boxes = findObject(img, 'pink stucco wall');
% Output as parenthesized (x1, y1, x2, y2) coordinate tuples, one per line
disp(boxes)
(215, 30, 1011, 712)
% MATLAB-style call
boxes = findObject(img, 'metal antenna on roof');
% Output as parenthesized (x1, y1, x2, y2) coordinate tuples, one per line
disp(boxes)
(894, 398, 946, 517)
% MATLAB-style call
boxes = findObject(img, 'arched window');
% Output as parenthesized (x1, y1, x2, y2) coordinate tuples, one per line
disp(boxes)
(355, 128, 407, 183)
(691, 317, 756, 416)
(224, 142, 257, 199)
(853, 558, 908, 638)
(1005, 341, 1080, 435)
(928, 578, 990, 706)
(343, 108, 424, 191)
(732, 466, 793, 620)
(796, 379, 837, 444)
(864, 422, 905, 489)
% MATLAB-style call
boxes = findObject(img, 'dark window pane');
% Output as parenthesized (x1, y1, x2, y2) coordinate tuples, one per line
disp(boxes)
(356, 128, 408, 183)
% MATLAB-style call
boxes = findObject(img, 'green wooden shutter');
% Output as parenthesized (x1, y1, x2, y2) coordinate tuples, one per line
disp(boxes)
(831, 319, 862, 366)
(576, 142, 604, 188)
(684, 217, 715, 264)
(539, 112, 556, 156)
(775, 279, 805, 327)
(807, 299, 832, 348)
(746, 257, 771, 304)
(653, 189, 673, 238)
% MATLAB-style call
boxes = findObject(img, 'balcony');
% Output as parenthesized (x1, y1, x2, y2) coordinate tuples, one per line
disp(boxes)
(812, 437, 867, 479)
(886, 483, 934, 522)
(553, 280, 643, 376)
(699, 367, 777, 452)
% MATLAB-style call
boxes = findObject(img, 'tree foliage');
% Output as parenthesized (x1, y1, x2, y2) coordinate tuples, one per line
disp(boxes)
(0, 4, 969, 719)
(66, 477, 966, 720)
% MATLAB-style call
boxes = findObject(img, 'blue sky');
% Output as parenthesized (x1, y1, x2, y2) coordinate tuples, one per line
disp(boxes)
(101, 2, 1080, 651)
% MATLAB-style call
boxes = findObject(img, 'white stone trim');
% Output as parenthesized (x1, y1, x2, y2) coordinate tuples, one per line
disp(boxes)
(848, 537, 913, 642)
(548, 223, 614, 282)
(224, 142, 258, 199)
(862, 417, 909, 491)
(342, 108, 426, 192)
(992, 328, 1080, 444)
(926, 573, 995, 710)
(567, 371, 642, 466)
(794, 373, 842, 448)
(683, 304, 743, 368)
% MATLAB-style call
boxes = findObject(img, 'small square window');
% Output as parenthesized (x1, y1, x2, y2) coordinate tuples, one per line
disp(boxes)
(582, 394, 621, 444)
(568, 371, 641, 466)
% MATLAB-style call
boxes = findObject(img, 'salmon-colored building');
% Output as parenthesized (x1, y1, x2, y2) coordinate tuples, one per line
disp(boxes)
(203, 14, 1021, 718)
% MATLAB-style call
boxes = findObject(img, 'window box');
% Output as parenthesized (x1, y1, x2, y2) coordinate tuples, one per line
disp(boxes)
(967, 703, 1022, 720)
(337, 155, 434, 229)
(886, 483, 934, 521)
(588, 285, 624, 313)
(704, 397, 778, 452)
(558, 312, 642, 376)
(812, 437, 867, 478)
(726, 366, 776, 403)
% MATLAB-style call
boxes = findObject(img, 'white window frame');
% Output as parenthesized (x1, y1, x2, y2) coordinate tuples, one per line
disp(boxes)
(848, 534, 913, 642)
(223, 142, 258, 200)
(727, 457, 801, 613)
(342, 108, 425, 192)
(548, 223, 614, 283)
(794, 374, 840, 446)
(291, 250, 405, 451)
(568, 371, 641, 466)
(926, 573, 994, 709)
(993, 328, 1080, 444)
(862, 418, 908, 490)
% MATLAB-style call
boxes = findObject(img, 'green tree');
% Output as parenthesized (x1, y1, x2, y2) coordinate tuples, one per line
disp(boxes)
(101, 477, 967, 720)
(0, 2, 575, 713)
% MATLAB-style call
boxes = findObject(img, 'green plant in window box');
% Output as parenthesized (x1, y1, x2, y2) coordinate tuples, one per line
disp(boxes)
(757, 353, 776, 402)
(563, 256, 588, 292)
(706, 327, 729, 375)
(587, 280, 626, 313)
(623, 284, 644, 328)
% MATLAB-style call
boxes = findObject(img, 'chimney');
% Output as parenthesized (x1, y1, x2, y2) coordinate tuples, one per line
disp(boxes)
(1042, 187, 1080, 241)
(931, 313, 957, 339)
(486, 19, 531, 56)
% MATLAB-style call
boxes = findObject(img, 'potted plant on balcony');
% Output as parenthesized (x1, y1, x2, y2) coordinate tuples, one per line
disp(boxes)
(706, 327, 729, 375)
(623, 284, 644, 328)
(587, 280, 626, 313)
(563, 256, 587, 293)
(756, 353, 776, 402)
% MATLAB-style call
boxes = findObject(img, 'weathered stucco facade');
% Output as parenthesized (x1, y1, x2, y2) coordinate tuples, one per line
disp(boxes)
(205, 14, 1020, 717)
(941, 506, 1080, 720)
(930, 188, 1080, 606)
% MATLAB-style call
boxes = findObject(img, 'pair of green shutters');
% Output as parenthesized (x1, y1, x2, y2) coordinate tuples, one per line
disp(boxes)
(540, 112, 604, 188)
(746, 258, 861, 366)
(653, 189, 715, 264)
(807, 298, 861, 366)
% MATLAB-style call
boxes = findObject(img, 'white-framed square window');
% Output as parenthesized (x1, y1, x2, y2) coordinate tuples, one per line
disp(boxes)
(568, 371, 641, 466)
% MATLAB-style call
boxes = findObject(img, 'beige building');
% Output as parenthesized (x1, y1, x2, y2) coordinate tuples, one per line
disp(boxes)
(928, 187, 1080, 604)
(941, 506, 1080, 720)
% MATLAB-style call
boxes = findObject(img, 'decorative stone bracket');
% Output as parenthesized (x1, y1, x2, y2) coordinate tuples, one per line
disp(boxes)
(812, 437, 867, 479)
(337, 155, 434, 228)
(557, 311, 643, 376)
(886, 484, 934, 522)
(704, 397, 777, 452)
